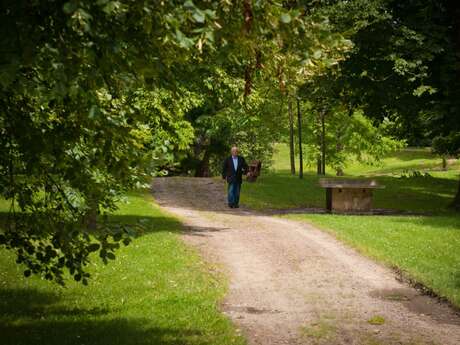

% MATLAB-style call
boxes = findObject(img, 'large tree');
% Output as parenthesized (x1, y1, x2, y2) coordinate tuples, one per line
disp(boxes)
(0, 0, 354, 284)
(0, 0, 219, 284)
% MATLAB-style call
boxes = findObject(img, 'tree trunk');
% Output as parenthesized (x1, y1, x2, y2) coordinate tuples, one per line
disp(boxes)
(317, 158, 322, 175)
(243, 0, 253, 33)
(288, 97, 296, 175)
(242, 0, 254, 97)
(321, 110, 326, 175)
(86, 200, 98, 230)
(195, 148, 211, 177)
(316, 111, 322, 175)
(442, 156, 448, 171)
(297, 98, 303, 179)
(336, 127, 344, 176)
(446, 1, 460, 209)
(451, 179, 460, 210)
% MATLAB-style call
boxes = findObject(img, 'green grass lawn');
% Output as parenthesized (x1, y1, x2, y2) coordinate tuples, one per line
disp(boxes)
(242, 171, 458, 212)
(270, 143, 460, 177)
(0, 191, 245, 345)
(243, 144, 460, 212)
(243, 143, 460, 308)
(287, 213, 460, 307)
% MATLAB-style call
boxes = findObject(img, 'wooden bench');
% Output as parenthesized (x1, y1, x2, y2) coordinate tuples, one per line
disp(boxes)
(247, 160, 262, 182)
(319, 178, 384, 212)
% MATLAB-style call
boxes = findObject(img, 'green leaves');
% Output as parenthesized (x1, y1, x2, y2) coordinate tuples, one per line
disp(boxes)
(63, 2, 78, 14)
(0, 0, 208, 285)
(100, 1, 124, 15)
(193, 11, 205, 24)
(88, 105, 100, 119)
(6, 0, 452, 286)
(0, 62, 20, 89)
(87, 243, 100, 252)
(280, 13, 291, 24)
(175, 29, 195, 49)
(413, 85, 436, 97)
(313, 49, 322, 59)
(183, 0, 195, 10)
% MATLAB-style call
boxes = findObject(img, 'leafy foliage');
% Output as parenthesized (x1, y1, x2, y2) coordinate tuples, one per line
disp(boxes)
(4, 0, 459, 284)
(300, 105, 404, 174)
(0, 0, 215, 284)
(0, 0, 354, 283)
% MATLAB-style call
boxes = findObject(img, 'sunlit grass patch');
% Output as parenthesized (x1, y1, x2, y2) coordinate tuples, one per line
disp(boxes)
(367, 315, 385, 325)
(301, 319, 337, 343)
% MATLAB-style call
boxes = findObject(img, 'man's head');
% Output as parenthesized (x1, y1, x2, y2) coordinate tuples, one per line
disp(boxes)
(231, 146, 238, 157)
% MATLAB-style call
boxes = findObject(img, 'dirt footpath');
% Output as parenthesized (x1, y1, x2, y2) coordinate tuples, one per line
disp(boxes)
(152, 177, 460, 345)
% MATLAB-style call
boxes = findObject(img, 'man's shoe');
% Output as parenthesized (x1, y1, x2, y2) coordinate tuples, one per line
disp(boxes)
(228, 204, 234, 208)
(234, 205, 239, 208)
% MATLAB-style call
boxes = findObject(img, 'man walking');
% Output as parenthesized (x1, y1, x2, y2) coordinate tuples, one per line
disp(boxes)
(222, 146, 248, 208)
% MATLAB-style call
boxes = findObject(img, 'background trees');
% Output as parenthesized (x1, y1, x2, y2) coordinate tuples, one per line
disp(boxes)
(333, 0, 460, 206)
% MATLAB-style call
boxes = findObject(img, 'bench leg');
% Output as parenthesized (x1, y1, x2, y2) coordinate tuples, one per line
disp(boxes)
(326, 188, 332, 212)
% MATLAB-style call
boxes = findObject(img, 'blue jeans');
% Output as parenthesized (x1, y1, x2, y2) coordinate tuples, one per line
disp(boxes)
(227, 182, 241, 206)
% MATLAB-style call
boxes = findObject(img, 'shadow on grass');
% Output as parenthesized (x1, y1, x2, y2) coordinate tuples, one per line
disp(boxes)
(0, 288, 109, 319)
(361, 162, 449, 175)
(107, 215, 183, 236)
(1, 318, 205, 345)
(371, 176, 457, 212)
(0, 213, 183, 237)
(0, 287, 207, 345)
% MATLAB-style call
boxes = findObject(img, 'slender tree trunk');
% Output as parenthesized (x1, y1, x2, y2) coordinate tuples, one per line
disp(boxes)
(442, 156, 448, 171)
(297, 98, 303, 179)
(243, 0, 253, 33)
(316, 111, 322, 175)
(86, 199, 98, 230)
(447, 1, 460, 209)
(452, 179, 460, 210)
(336, 129, 344, 176)
(288, 97, 296, 175)
(335, 144, 344, 176)
(321, 110, 326, 175)
(195, 147, 211, 177)
(317, 158, 322, 175)
(242, 0, 254, 97)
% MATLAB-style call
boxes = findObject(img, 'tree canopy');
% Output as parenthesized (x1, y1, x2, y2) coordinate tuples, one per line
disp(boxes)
(1, 0, 460, 284)
(0, 0, 350, 283)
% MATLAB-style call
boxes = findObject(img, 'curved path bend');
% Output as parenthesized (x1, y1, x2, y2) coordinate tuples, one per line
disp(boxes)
(152, 177, 460, 345)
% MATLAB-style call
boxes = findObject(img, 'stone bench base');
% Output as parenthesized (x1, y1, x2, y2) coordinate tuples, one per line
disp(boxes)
(326, 187, 373, 212)
(320, 178, 384, 213)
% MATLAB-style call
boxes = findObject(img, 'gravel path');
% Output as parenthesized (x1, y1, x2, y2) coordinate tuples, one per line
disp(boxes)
(152, 177, 460, 345)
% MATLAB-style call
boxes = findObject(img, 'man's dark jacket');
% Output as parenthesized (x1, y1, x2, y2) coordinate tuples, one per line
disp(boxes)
(222, 156, 248, 184)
